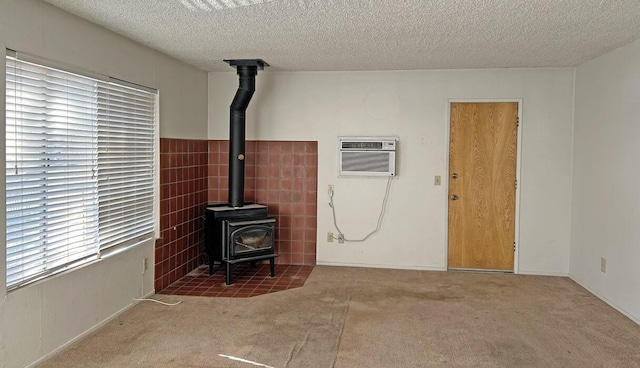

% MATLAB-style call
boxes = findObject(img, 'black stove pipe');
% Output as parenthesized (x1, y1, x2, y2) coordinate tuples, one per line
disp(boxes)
(225, 59, 268, 208)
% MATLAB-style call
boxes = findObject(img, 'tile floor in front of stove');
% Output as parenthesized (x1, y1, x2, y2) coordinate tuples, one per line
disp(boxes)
(158, 264, 314, 298)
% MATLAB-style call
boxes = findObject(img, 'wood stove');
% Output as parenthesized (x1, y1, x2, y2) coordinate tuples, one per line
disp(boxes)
(204, 59, 277, 285)
(205, 204, 276, 285)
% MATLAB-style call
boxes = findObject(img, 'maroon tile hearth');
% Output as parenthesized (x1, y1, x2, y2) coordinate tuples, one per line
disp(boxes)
(159, 264, 314, 298)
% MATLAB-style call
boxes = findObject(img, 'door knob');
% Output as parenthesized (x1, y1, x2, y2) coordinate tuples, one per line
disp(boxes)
(450, 194, 459, 200)
(451, 173, 458, 179)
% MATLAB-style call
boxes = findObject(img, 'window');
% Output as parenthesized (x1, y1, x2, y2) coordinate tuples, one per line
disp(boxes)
(5, 51, 157, 290)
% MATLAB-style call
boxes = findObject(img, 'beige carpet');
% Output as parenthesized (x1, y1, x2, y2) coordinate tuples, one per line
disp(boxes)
(40, 266, 640, 368)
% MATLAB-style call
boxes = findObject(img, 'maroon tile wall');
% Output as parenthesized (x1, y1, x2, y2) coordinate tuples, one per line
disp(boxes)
(156, 138, 209, 291)
(155, 138, 317, 292)
(208, 140, 318, 266)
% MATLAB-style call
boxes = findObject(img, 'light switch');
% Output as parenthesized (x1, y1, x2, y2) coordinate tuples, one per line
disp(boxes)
(434, 176, 441, 186)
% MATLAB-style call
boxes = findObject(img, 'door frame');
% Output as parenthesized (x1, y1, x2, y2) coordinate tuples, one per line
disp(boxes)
(444, 99, 523, 274)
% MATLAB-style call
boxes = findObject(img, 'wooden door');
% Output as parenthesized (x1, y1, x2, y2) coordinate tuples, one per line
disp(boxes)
(448, 102, 518, 271)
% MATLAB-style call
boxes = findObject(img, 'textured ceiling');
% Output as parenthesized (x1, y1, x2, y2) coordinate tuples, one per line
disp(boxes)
(42, 0, 640, 72)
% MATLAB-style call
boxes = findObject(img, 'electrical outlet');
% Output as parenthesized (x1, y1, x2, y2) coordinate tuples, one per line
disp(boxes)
(434, 176, 441, 186)
(601, 257, 606, 273)
(143, 257, 148, 272)
(338, 234, 345, 244)
(328, 184, 334, 195)
(327, 232, 334, 242)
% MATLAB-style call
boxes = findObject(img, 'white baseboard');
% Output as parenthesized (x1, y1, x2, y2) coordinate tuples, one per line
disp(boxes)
(26, 290, 156, 368)
(316, 261, 445, 271)
(316, 263, 572, 276)
(568, 274, 640, 326)
(517, 270, 569, 277)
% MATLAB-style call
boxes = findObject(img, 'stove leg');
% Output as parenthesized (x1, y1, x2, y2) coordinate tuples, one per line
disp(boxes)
(225, 263, 232, 285)
(269, 258, 275, 277)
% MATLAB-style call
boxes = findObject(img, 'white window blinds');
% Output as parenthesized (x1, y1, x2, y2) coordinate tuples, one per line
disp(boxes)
(5, 52, 156, 289)
(97, 83, 156, 252)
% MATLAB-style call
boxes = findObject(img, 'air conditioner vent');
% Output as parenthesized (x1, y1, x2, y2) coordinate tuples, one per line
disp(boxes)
(342, 152, 390, 172)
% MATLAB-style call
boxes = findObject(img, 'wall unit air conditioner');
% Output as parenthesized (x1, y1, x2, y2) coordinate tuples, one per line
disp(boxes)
(338, 136, 398, 177)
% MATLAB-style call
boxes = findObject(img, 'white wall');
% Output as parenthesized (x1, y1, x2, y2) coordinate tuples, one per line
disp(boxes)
(0, 1, 208, 367)
(209, 68, 575, 275)
(1, 0, 207, 140)
(570, 38, 640, 324)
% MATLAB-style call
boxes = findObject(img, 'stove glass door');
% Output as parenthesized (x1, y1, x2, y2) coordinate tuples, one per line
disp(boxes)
(231, 225, 273, 256)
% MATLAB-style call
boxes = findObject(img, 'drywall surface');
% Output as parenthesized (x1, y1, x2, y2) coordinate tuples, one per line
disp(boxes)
(2, 244, 154, 368)
(0, 1, 206, 367)
(571, 38, 640, 324)
(2, 0, 207, 139)
(208, 67, 574, 275)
